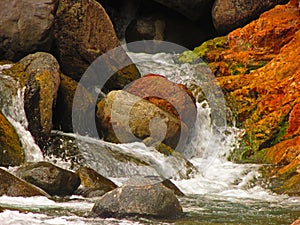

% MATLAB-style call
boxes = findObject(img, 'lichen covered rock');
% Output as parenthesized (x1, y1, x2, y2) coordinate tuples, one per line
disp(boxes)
(0, 112, 24, 167)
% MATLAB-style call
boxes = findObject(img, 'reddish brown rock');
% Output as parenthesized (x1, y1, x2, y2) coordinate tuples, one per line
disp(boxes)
(125, 74, 197, 129)
(291, 219, 300, 225)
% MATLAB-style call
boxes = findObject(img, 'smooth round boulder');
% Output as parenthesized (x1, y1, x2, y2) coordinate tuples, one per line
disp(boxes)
(91, 183, 182, 219)
(124, 74, 197, 129)
(96, 90, 188, 150)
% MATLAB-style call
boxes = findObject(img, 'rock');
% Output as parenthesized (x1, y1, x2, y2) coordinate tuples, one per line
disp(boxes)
(15, 161, 81, 196)
(0, 0, 57, 61)
(124, 74, 197, 129)
(212, 0, 289, 34)
(0, 112, 24, 167)
(53, 0, 140, 89)
(0, 168, 48, 197)
(192, 1, 300, 195)
(161, 179, 184, 196)
(75, 166, 117, 197)
(96, 90, 188, 150)
(291, 219, 300, 225)
(53, 73, 94, 132)
(125, 12, 214, 50)
(91, 183, 182, 219)
(3, 52, 60, 147)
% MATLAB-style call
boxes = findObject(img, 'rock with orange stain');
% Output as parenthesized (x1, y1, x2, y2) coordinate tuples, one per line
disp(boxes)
(187, 0, 300, 195)
(125, 74, 197, 129)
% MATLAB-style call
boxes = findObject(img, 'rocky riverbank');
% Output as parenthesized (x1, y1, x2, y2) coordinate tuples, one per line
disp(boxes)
(0, 0, 299, 222)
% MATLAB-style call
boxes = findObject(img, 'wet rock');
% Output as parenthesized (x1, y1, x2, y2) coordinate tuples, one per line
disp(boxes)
(124, 74, 197, 129)
(53, 73, 94, 132)
(0, 0, 57, 61)
(96, 90, 188, 150)
(3, 52, 60, 147)
(75, 166, 117, 197)
(91, 183, 182, 219)
(0, 112, 24, 167)
(161, 179, 184, 196)
(212, 0, 289, 34)
(15, 161, 81, 196)
(0, 168, 48, 197)
(53, 0, 140, 89)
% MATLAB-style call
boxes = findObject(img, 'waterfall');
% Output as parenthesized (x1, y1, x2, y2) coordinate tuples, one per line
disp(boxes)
(0, 65, 43, 162)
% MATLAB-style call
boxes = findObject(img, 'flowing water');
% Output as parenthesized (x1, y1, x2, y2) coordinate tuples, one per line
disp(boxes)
(0, 52, 300, 225)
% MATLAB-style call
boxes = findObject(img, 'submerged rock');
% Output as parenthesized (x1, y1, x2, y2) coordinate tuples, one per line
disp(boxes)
(15, 161, 80, 196)
(91, 183, 182, 219)
(0, 112, 24, 167)
(96, 90, 188, 150)
(0, 0, 57, 61)
(212, 0, 289, 34)
(0, 168, 48, 197)
(75, 166, 118, 197)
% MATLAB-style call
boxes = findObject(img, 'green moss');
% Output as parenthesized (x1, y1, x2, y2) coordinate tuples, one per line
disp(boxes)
(176, 36, 228, 64)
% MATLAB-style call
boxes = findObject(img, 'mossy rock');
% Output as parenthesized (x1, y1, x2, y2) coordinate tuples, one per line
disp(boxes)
(0, 112, 24, 167)
(177, 36, 228, 64)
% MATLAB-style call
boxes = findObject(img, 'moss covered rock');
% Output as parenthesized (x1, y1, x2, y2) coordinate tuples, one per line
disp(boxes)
(0, 112, 24, 167)
(3, 52, 60, 148)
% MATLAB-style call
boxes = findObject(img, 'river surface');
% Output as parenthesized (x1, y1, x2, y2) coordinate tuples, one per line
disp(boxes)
(0, 51, 300, 225)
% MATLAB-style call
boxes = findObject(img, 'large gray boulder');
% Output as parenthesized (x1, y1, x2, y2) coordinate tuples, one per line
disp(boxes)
(0, 0, 57, 61)
(212, 0, 289, 34)
(91, 183, 183, 218)
(15, 161, 81, 196)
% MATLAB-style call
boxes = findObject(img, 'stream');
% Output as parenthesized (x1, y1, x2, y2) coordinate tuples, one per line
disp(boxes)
(0, 50, 300, 225)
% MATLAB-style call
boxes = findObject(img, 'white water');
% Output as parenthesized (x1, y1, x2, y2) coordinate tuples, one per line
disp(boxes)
(0, 65, 43, 162)
(0, 54, 299, 224)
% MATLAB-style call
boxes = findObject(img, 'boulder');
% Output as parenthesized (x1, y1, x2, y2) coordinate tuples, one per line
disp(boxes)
(91, 183, 182, 219)
(291, 219, 300, 225)
(53, 73, 94, 132)
(0, 168, 48, 197)
(212, 0, 288, 34)
(96, 90, 188, 150)
(75, 166, 118, 197)
(15, 161, 81, 196)
(53, 0, 140, 89)
(3, 52, 60, 147)
(124, 74, 197, 129)
(212, 0, 289, 34)
(0, 112, 24, 167)
(0, 0, 57, 61)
